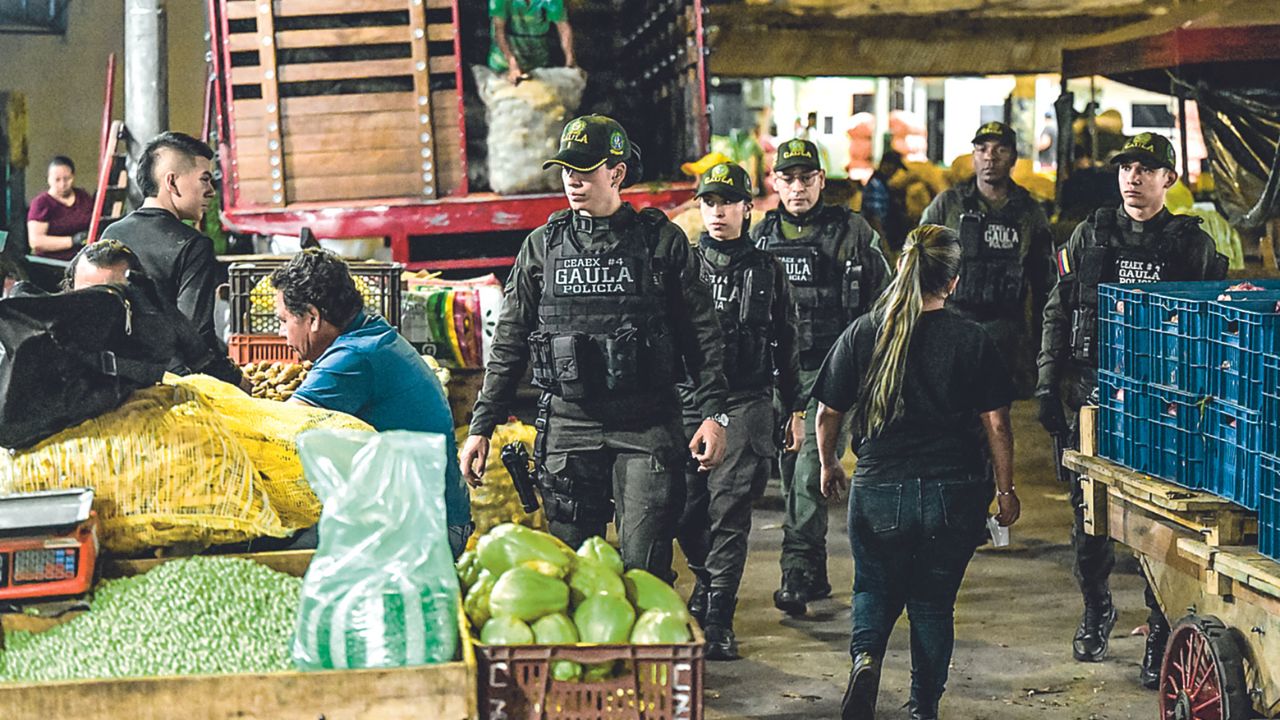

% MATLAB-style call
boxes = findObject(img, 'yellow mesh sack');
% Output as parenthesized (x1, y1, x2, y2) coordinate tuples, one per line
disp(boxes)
(166, 374, 373, 527)
(0, 384, 286, 554)
(458, 420, 546, 543)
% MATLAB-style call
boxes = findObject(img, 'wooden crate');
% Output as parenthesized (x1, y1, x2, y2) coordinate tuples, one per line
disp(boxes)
(0, 549, 477, 720)
(220, 0, 463, 207)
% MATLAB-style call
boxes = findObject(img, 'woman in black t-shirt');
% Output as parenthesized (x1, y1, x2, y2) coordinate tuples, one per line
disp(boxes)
(812, 224, 1020, 720)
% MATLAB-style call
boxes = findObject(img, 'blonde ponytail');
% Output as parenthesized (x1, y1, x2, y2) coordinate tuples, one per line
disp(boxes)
(854, 224, 962, 438)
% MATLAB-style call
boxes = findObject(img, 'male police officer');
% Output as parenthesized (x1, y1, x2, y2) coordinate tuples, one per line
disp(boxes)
(679, 162, 804, 659)
(920, 121, 1055, 397)
(461, 115, 729, 578)
(751, 138, 891, 616)
(1038, 132, 1227, 687)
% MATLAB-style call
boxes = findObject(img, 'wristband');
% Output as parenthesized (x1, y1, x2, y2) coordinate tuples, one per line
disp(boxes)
(997, 486, 1016, 497)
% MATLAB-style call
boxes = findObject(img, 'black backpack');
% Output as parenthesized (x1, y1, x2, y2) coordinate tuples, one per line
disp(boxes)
(0, 284, 169, 449)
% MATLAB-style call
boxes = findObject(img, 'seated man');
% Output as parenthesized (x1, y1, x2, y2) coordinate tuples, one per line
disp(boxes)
(272, 248, 472, 556)
(63, 240, 246, 389)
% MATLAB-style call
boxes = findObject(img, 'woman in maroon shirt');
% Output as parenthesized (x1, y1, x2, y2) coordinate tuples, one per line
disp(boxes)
(27, 156, 94, 261)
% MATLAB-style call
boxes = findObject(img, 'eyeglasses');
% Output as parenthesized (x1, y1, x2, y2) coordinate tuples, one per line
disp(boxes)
(777, 171, 821, 187)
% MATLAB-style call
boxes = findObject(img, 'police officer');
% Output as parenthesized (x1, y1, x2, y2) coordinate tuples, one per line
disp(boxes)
(920, 121, 1056, 398)
(1038, 132, 1227, 687)
(678, 162, 804, 660)
(751, 138, 892, 616)
(460, 115, 730, 578)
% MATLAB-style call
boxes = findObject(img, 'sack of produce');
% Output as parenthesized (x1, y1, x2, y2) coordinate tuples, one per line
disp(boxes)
(458, 422, 546, 540)
(474, 65, 587, 195)
(293, 430, 460, 670)
(0, 383, 291, 553)
(168, 374, 372, 528)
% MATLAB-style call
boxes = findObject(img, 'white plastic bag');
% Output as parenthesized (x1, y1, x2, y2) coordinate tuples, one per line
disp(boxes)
(292, 430, 460, 669)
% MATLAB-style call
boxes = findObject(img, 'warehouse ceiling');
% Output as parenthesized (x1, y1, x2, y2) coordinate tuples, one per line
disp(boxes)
(704, 0, 1180, 77)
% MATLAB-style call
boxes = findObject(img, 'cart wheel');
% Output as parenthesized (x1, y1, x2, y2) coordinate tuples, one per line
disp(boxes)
(1159, 615, 1250, 720)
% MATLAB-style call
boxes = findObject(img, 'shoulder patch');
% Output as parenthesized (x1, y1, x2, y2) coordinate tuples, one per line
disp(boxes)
(1056, 247, 1073, 277)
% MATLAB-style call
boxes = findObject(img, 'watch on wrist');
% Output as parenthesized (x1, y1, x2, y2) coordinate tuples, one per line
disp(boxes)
(707, 413, 729, 428)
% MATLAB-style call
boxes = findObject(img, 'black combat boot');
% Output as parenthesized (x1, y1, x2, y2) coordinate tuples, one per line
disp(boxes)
(773, 569, 808, 616)
(804, 564, 832, 602)
(1139, 618, 1170, 690)
(907, 697, 938, 720)
(687, 575, 710, 627)
(840, 652, 880, 720)
(1072, 594, 1118, 662)
(704, 589, 740, 661)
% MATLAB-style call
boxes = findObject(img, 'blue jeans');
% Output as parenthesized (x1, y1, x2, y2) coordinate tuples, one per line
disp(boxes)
(847, 475, 991, 710)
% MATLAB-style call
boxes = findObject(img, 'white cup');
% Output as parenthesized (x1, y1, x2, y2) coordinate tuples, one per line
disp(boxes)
(987, 516, 1010, 547)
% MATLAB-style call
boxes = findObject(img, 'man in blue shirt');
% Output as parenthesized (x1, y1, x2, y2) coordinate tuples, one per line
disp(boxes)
(271, 249, 471, 556)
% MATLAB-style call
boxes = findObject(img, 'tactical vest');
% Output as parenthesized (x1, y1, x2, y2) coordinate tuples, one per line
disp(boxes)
(949, 187, 1025, 315)
(530, 208, 680, 401)
(1067, 209, 1203, 363)
(698, 243, 778, 392)
(754, 206, 865, 355)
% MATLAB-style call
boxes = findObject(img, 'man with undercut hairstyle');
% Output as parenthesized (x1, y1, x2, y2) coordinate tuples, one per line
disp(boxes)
(102, 131, 220, 351)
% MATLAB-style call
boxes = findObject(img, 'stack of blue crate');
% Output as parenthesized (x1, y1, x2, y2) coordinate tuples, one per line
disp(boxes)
(1095, 281, 1280, 562)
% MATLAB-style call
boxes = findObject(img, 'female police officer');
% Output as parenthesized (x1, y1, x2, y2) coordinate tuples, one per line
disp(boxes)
(813, 225, 1020, 720)
(678, 162, 804, 660)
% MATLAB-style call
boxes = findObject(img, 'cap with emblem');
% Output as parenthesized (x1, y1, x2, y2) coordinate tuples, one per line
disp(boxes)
(543, 114, 632, 172)
(1111, 132, 1177, 172)
(696, 162, 752, 202)
(774, 138, 822, 173)
(972, 121, 1017, 148)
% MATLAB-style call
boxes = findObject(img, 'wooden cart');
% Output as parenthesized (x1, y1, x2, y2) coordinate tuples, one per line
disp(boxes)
(0, 550, 477, 720)
(1065, 450, 1280, 719)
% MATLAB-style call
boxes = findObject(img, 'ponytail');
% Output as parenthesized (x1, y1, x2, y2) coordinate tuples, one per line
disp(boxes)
(853, 224, 961, 438)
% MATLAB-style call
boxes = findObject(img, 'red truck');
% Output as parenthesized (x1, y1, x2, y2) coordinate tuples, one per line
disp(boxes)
(204, 0, 708, 272)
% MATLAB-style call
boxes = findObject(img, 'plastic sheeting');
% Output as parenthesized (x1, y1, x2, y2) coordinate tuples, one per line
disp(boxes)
(1185, 80, 1280, 232)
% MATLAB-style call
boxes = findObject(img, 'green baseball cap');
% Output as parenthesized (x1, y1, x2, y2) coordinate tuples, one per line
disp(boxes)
(1111, 132, 1177, 172)
(972, 121, 1016, 147)
(695, 162, 752, 202)
(543, 114, 632, 172)
(774, 138, 822, 173)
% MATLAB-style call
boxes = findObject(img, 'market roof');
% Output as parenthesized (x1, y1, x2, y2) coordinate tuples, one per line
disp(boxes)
(708, 0, 1168, 77)
(1062, 0, 1280, 89)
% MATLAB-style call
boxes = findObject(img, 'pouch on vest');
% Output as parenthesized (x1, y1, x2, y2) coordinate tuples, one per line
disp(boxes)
(529, 330, 556, 390)
(605, 327, 640, 392)
(1071, 306, 1097, 363)
(740, 266, 774, 327)
(552, 333, 591, 401)
(958, 212, 983, 258)
(842, 261, 864, 322)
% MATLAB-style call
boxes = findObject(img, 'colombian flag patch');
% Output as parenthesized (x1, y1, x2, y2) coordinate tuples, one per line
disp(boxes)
(1056, 248, 1072, 277)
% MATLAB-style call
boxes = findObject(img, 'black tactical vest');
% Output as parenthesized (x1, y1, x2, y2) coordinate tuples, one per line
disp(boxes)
(698, 242, 778, 392)
(1067, 209, 1202, 363)
(949, 187, 1025, 315)
(754, 205, 865, 355)
(529, 208, 679, 400)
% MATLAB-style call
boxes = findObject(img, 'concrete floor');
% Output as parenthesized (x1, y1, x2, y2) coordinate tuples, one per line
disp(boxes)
(689, 400, 1158, 720)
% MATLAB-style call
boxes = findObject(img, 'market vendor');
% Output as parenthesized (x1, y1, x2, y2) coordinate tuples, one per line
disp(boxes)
(63, 239, 247, 390)
(271, 248, 471, 557)
(27, 156, 94, 261)
(488, 0, 575, 84)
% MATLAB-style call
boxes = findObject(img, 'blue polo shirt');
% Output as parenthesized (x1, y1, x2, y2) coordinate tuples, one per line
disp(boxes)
(293, 311, 470, 527)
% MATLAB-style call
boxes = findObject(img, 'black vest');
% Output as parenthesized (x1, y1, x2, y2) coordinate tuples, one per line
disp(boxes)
(698, 241, 777, 392)
(754, 205, 865, 355)
(1068, 208, 1204, 363)
(949, 187, 1025, 315)
(529, 208, 679, 400)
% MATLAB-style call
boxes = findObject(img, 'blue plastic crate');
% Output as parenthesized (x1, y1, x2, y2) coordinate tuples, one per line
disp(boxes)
(1264, 354, 1280, 457)
(1147, 384, 1207, 490)
(1208, 300, 1280, 409)
(1203, 400, 1263, 510)
(1097, 371, 1150, 474)
(1097, 285, 1149, 379)
(1097, 281, 1280, 384)
(1260, 454, 1280, 562)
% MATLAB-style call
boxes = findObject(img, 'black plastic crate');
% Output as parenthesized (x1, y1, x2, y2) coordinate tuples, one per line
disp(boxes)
(229, 258, 403, 334)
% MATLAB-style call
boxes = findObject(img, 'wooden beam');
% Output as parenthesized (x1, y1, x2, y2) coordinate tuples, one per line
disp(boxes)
(277, 58, 416, 83)
(272, 0, 409, 16)
(407, 0, 436, 197)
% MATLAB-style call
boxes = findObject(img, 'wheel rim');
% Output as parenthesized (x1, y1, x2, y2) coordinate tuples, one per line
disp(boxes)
(1159, 616, 1251, 720)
